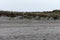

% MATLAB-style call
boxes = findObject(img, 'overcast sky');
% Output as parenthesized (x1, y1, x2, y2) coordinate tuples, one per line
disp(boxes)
(0, 0, 60, 12)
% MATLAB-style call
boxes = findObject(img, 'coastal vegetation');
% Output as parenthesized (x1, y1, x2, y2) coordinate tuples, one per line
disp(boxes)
(0, 10, 60, 20)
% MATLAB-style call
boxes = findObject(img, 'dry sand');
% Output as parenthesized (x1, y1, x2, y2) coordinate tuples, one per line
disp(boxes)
(0, 17, 60, 40)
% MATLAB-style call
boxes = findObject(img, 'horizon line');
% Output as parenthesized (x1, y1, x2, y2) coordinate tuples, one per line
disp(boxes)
(0, 9, 60, 12)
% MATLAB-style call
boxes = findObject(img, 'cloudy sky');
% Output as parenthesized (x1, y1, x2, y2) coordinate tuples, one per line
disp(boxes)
(0, 0, 60, 12)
